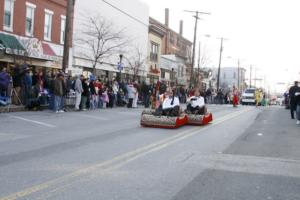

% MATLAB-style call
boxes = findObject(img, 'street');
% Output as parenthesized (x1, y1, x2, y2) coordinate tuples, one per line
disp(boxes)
(0, 105, 300, 200)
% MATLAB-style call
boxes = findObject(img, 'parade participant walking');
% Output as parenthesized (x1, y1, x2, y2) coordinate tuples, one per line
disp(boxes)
(74, 75, 84, 111)
(289, 81, 299, 119)
(186, 89, 206, 115)
(255, 89, 261, 107)
(232, 86, 239, 107)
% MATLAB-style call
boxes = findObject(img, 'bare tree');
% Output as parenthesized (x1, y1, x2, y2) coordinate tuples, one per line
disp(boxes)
(77, 15, 128, 75)
(198, 45, 212, 69)
(124, 47, 146, 82)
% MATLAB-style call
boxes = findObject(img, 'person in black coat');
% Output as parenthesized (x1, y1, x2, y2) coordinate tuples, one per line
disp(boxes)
(80, 78, 90, 110)
(141, 81, 151, 108)
(289, 81, 299, 119)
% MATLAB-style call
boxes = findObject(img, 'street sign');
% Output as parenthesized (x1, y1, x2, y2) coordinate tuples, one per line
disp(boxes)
(117, 63, 124, 71)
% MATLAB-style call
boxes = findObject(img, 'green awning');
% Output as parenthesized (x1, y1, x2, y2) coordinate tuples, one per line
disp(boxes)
(0, 33, 25, 51)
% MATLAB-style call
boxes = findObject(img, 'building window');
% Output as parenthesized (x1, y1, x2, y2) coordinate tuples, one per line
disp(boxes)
(44, 9, 53, 41)
(25, 3, 36, 36)
(150, 42, 159, 62)
(3, 0, 14, 31)
(60, 15, 66, 44)
(161, 70, 165, 79)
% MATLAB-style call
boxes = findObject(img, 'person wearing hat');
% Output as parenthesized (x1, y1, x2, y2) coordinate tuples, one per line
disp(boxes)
(289, 81, 300, 119)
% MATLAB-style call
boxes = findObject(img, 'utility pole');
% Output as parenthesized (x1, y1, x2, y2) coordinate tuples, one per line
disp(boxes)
(197, 41, 201, 75)
(254, 68, 257, 88)
(184, 10, 210, 87)
(62, 0, 75, 73)
(216, 37, 224, 91)
(250, 65, 252, 88)
(237, 59, 240, 90)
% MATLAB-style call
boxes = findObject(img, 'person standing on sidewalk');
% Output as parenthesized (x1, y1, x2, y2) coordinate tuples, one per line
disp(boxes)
(141, 81, 150, 108)
(295, 89, 300, 125)
(53, 73, 64, 113)
(74, 75, 84, 111)
(81, 78, 90, 111)
(112, 80, 119, 107)
(126, 81, 136, 108)
(289, 81, 299, 119)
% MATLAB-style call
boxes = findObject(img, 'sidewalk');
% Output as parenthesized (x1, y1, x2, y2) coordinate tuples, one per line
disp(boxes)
(0, 105, 25, 113)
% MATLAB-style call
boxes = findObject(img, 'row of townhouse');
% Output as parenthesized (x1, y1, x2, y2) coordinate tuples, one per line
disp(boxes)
(0, 0, 193, 86)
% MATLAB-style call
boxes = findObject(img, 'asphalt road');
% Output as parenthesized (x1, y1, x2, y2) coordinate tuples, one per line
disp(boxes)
(0, 105, 299, 200)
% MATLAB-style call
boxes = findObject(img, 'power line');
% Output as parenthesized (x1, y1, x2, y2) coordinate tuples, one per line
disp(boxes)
(101, 0, 148, 28)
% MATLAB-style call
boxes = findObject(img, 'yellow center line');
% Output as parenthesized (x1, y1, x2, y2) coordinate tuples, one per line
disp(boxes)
(0, 107, 254, 200)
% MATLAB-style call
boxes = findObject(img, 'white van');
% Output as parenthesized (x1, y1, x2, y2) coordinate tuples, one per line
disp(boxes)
(241, 88, 256, 105)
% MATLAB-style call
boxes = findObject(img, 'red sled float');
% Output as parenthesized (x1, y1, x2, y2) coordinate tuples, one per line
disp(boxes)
(140, 110, 188, 129)
(186, 113, 213, 125)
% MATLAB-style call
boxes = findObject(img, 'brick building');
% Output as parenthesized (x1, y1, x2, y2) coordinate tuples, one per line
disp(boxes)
(0, 0, 71, 72)
(149, 9, 192, 86)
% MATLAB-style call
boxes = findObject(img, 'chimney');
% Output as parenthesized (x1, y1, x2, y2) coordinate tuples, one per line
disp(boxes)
(165, 8, 169, 27)
(179, 20, 183, 36)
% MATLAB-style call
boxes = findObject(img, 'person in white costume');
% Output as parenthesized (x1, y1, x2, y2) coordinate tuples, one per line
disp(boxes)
(186, 90, 207, 115)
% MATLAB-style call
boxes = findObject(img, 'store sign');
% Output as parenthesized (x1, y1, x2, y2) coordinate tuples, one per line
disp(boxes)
(20, 38, 57, 61)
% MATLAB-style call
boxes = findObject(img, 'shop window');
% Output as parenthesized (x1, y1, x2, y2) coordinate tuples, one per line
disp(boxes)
(161, 70, 165, 79)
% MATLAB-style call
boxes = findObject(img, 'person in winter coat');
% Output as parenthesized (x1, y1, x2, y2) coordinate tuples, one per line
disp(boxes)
(289, 81, 299, 119)
(89, 79, 97, 109)
(295, 89, 300, 124)
(141, 81, 151, 108)
(132, 82, 139, 108)
(81, 78, 90, 111)
(74, 75, 84, 110)
(53, 73, 64, 113)
(126, 81, 136, 108)
(0, 67, 10, 97)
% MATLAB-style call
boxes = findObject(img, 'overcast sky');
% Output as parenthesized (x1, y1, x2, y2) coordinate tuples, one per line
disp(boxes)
(141, 0, 300, 92)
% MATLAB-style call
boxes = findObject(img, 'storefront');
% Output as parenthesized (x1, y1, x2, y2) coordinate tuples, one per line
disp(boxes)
(72, 57, 119, 81)
(0, 32, 62, 74)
